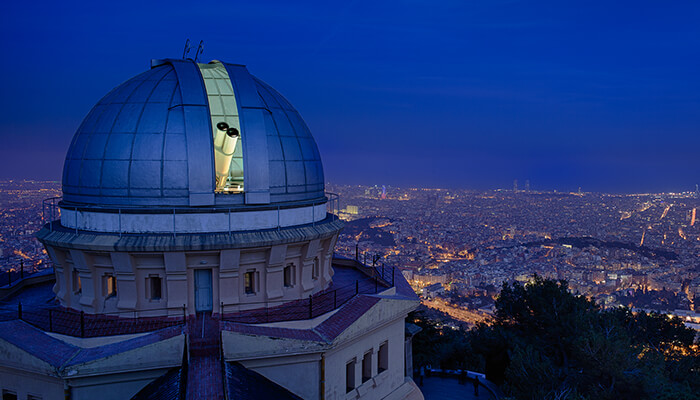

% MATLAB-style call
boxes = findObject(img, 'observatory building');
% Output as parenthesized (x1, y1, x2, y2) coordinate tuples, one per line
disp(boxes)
(0, 58, 422, 400)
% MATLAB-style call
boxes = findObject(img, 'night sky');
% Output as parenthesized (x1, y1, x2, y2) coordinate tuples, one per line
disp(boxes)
(1, 1, 698, 193)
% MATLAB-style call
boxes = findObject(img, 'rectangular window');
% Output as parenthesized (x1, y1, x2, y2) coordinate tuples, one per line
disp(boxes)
(312, 257, 320, 280)
(2, 390, 17, 400)
(283, 264, 295, 288)
(105, 274, 116, 297)
(72, 269, 81, 294)
(27, 395, 42, 400)
(378, 341, 388, 373)
(362, 351, 372, 383)
(346, 359, 356, 393)
(150, 276, 162, 300)
(244, 271, 255, 294)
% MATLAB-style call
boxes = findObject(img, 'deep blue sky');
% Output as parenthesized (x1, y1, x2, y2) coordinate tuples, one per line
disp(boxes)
(1, 1, 698, 193)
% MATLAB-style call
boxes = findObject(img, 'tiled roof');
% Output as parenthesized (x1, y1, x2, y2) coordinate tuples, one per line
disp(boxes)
(0, 320, 79, 368)
(221, 295, 381, 343)
(314, 295, 381, 341)
(0, 319, 184, 369)
(66, 325, 183, 366)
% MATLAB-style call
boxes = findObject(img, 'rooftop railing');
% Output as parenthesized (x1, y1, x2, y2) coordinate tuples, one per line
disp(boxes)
(0, 259, 53, 289)
(0, 303, 186, 338)
(221, 260, 394, 324)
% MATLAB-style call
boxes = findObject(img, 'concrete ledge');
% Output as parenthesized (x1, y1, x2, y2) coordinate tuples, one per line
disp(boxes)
(36, 217, 344, 252)
(0, 272, 55, 301)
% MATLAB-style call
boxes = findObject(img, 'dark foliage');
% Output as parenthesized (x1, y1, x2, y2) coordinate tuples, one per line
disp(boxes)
(413, 276, 700, 400)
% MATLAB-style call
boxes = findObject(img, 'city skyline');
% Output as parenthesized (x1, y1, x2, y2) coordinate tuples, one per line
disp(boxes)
(1, 1, 699, 193)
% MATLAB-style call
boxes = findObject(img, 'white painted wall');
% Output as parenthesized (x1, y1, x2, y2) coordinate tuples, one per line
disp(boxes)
(0, 367, 64, 400)
(241, 354, 322, 400)
(324, 319, 406, 400)
(60, 203, 327, 233)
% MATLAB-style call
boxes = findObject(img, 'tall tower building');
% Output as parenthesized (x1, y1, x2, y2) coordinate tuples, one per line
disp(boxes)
(513, 179, 518, 192)
(0, 58, 421, 400)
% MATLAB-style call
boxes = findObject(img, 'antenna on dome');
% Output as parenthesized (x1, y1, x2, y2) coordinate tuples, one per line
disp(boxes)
(182, 39, 191, 60)
(194, 40, 204, 62)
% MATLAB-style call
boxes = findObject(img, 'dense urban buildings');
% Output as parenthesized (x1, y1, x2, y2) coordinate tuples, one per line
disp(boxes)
(3, 181, 698, 330)
(330, 184, 700, 328)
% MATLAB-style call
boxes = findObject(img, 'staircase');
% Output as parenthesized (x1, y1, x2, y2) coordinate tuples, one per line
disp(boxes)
(186, 312, 224, 400)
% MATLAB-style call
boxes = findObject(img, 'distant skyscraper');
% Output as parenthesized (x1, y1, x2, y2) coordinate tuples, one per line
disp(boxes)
(695, 184, 699, 198)
(524, 179, 530, 192)
(381, 185, 387, 199)
(513, 179, 518, 192)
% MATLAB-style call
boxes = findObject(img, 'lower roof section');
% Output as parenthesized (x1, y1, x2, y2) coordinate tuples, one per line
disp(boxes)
(130, 368, 184, 400)
(226, 362, 302, 400)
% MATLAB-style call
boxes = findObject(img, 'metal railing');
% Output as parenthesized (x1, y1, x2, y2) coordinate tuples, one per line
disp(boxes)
(326, 192, 340, 221)
(221, 261, 394, 324)
(0, 303, 187, 338)
(0, 259, 53, 288)
(42, 192, 341, 236)
(42, 196, 62, 232)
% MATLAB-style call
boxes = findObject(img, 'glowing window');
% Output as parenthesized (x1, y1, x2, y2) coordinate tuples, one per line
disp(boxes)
(104, 274, 116, 297)
(244, 271, 256, 294)
(72, 269, 81, 294)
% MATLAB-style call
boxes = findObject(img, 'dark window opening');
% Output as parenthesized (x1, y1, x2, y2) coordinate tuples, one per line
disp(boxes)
(2, 390, 17, 400)
(150, 276, 162, 300)
(362, 351, 372, 383)
(284, 264, 295, 287)
(312, 257, 320, 280)
(346, 359, 356, 393)
(378, 342, 388, 373)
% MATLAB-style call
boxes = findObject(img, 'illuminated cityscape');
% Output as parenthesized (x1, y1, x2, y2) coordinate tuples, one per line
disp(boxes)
(1, 2, 699, 399)
(3, 180, 698, 331)
(331, 184, 700, 328)
(0, 180, 60, 269)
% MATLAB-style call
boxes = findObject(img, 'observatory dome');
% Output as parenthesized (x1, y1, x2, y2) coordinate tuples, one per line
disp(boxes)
(62, 59, 324, 208)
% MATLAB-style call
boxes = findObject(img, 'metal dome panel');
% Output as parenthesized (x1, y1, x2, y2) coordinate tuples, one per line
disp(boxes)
(61, 59, 325, 209)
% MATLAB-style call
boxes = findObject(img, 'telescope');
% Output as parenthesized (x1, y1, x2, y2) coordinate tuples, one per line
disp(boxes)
(214, 122, 241, 189)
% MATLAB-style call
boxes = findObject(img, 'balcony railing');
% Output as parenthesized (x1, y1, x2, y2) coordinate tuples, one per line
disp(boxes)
(0, 304, 186, 338)
(221, 260, 395, 324)
(0, 259, 53, 289)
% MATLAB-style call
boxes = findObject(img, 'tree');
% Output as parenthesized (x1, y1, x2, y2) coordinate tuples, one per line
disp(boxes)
(466, 276, 700, 400)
